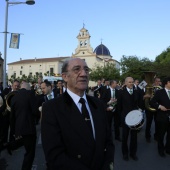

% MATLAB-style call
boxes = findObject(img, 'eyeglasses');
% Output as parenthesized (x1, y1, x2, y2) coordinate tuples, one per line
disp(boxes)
(67, 66, 91, 74)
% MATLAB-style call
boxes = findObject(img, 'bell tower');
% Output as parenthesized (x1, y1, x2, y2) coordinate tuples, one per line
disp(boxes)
(73, 25, 94, 57)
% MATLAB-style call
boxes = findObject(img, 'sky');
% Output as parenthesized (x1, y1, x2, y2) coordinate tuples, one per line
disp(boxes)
(0, 0, 170, 66)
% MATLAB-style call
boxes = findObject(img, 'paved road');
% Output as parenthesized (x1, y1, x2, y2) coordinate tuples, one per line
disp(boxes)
(0, 90, 170, 169)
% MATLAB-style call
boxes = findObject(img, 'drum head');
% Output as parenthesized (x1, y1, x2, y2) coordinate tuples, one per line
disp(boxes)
(125, 110, 143, 127)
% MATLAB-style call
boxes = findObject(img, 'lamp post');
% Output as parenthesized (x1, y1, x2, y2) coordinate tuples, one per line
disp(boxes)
(3, 0, 35, 88)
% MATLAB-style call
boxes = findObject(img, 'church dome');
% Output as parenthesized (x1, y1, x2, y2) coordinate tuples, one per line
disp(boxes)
(94, 43, 110, 56)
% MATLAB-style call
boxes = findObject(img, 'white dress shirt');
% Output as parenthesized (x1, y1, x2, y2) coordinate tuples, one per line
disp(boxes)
(67, 88, 95, 139)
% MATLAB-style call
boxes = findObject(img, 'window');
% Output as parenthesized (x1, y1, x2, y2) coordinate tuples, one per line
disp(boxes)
(21, 66, 23, 69)
(50, 68, 54, 75)
(29, 72, 32, 76)
(14, 72, 16, 78)
(20, 71, 22, 75)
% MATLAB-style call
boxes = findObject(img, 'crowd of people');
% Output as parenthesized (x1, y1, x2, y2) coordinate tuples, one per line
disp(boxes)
(0, 58, 170, 170)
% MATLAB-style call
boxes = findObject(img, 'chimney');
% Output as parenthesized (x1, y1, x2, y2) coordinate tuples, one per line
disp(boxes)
(20, 58, 22, 61)
(35, 57, 36, 61)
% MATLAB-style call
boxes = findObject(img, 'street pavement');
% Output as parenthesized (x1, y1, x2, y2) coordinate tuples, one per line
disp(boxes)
(0, 90, 170, 170)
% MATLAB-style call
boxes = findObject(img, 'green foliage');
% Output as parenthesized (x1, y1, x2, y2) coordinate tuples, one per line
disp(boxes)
(89, 62, 120, 81)
(120, 55, 154, 81)
(155, 46, 170, 64)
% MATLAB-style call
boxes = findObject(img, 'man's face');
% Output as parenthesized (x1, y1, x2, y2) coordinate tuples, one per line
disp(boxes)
(97, 80, 101, 86)
(12, 82, 20, 91)
(62, 59, 89, 95)
(41, 83, 51, 95)
(57, 81, 62, 88)
(154, 78, 161, 86)
(125, 77, 134, 89)
(111, 81, 117, 89)
(105, 81, 110, 86)
(134, 80, 139, 86)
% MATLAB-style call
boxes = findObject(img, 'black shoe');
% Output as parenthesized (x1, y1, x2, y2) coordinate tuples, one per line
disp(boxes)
(146, 138, 151, 143)
(159, 152, 166, 157)
(115, 137, 122, 142)
(130, 154, 138, 161)
(123, 155, 129, 161)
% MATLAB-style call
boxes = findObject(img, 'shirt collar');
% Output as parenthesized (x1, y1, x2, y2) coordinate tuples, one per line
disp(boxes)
(67, 88, 87, 105)
(126, 87, 133, 92)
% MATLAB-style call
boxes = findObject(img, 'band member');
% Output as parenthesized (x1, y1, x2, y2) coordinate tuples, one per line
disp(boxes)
(41, 58, 115, 170)
(145, 77, 162, 142)
(1, 80, 20, 144)
(11, 82, 37, 170)
(35, 75, 43, 95)
(54, 80, 64, 97)
(41, 80, 58, 101)
(101, 80, 121, 141)
(0, 93, 6, 152)
(150, 77, 170, 157)
(93, 80, 102, 98)
(117, 77, 143, 161)
(100, 80, 110, 99)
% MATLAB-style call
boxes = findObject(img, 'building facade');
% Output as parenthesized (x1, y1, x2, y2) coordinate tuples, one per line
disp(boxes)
(7, 27, 120, 86)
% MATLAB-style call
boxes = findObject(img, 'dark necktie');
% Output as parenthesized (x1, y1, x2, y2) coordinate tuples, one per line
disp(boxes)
(79, 98, 93, 135)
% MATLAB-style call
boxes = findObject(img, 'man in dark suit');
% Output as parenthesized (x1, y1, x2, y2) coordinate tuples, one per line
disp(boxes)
(11, 82, 37, 170)
(100, 80, 110, 99)
(54, 80, 65, 97)
(150, 77, 170, 157)
(0, 93, 6, 151)
(145, 77, 162, 142)
(117, 77, 143, 161)
(93, 80, 102, 98)
(41, 58, 115, 170)
(101, 80, 121, 141)
(41, 80, 58, 102)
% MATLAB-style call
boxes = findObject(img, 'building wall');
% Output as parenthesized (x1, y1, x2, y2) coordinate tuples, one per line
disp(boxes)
(8, 60, 62, 79)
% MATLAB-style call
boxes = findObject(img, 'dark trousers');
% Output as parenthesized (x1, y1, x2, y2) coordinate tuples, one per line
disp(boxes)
(22, 134, 36, 170)
(122, 122, 137, 156)
(145, 110, 158, 139)
(113, 112, 121, 139)
(157, 120, 170, 154)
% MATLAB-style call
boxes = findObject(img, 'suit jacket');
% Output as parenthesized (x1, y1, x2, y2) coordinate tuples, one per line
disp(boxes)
(117, 87, 144, 118)
(41, 91, 115, 170)
(100, 86, 109, 99)
(101, 88, 119, 108)
(93, 85, 102, 98)
(150, 89, 170, 122)
(11, 89, 37, 136)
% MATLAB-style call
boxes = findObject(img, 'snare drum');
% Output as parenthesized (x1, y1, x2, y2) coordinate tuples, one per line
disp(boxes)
(125, 110, 144, 130)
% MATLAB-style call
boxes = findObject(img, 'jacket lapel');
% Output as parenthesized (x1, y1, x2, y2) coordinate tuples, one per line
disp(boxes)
(63, 92, 95, 147)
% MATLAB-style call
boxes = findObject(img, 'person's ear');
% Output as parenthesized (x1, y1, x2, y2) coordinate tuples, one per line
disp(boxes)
(62, 73, 68, 83)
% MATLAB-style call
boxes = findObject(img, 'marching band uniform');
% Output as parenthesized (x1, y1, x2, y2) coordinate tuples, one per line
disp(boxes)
(117, 80, 143, 161)
(102, 87, 121, 141)
(150, 79, 170, 157)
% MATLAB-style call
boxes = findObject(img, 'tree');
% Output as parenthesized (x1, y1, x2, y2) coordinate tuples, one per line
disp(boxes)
(89, 63, 120, 82)
(155, 46, 170, 64)
(120, 55, 154, 81)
